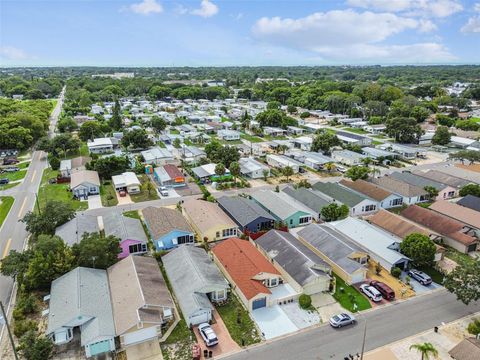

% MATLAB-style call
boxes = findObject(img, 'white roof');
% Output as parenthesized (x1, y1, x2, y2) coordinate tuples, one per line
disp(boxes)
(141, 147, 173, 162)
(450, 136, 477, 146)
(112, 172, 140, 187)
(87, 137, 113, 148)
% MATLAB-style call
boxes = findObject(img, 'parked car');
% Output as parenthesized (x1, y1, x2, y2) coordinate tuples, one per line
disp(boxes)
(198, 323, 219, 347)
(359, 284, 383, 302)
(0, 178, 10, 185)
(159, 186, 169, 197)
(408, 269, 432, 286)
(369, 280, 395, 300)
(119, 190, 127, 197)
(3, 158, 19, 165)
(48, 178, 57, 184)
(2, 167, 19, 172)
(329, 313, 356, 328)
(336, 165, 347, 173)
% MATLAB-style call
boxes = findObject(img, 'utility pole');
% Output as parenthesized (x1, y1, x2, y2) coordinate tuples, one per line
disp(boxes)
(0, 301, 19, 360)
(360, 318, 367, 360)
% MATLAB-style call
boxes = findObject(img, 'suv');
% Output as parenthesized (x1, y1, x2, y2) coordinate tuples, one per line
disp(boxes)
(360, 284, 383, 302)
(3, 167, 19, 172)
(198, 323, 218, 347)
(159, 186, 169, 197)
(0, 178, 10, 185)
(369, 280, 395, 300)
(329, 313, 356, 328)
(408, 269, 432, 286)
(3, 158, 19, 165)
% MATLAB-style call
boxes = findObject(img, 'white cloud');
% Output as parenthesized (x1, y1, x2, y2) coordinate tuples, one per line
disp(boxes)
(252, 10, 454, 62)
(174, 4, 189, 15)
(474, 3, 480, 12)
(191, 0, 218, 18)
(347, 0, 463, 18)
(129, 0, 163, 15)
(0, 46, 28, 60)
(461, 16, 480, 33)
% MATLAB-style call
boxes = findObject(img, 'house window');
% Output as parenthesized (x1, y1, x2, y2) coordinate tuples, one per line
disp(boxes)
(290, 219, 293, 225)
(89, 187, 97, 193)
(177, 235, 194, 245)
(391, 198, 403, 206)
(299, 216, 311, 224)
(447, 191, 455, 198)
(364, 205, 376, 212)
(222, 228, 237, 237)
(129, 243, 147, 254)
(212, 289, 227, 301)
(267, 278, 279, 287)
(216, 231, 220, 238)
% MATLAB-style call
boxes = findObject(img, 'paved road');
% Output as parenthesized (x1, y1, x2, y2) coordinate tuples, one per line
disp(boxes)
(225, 290, 480, 360)
(0, 87, 65, 318)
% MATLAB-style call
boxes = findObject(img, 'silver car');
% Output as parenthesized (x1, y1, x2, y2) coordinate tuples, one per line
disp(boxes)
(329, 313, 356, 328)
(198, 323, 219, 347)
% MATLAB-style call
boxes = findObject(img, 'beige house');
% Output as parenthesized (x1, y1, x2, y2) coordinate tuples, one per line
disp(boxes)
(182, 199, 238, 242)
(107, 255, 174, 349)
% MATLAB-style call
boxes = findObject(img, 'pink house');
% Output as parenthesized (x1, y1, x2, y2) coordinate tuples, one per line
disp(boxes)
(103, 212, 148, 258)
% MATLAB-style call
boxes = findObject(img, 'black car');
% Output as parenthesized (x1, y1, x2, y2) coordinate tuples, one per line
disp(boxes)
(0, 178, 10, 185)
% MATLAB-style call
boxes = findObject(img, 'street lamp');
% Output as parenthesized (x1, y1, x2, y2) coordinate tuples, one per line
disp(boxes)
(0, 301, 19, 360)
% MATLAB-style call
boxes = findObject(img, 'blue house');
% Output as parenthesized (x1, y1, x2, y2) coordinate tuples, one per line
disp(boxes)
(217, 196, 275, 233)
(142, 206, 195, 251)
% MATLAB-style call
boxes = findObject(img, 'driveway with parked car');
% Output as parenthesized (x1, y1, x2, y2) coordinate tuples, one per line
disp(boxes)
(401, 271, 442, 294)
(193, 312, 239, 357)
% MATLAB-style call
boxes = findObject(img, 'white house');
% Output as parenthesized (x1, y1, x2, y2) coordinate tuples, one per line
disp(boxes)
(239, 158, 270, 179)
(70, 170, 100, 199)
(266, 154, 301, 173)
(217, 129, 241, 141)
(112, 172, 141, 194)
(87, 138, 113, 154)
(331, 150, 366, 166)
(141, 147, 175, 166)
(263, 127, 286, 137)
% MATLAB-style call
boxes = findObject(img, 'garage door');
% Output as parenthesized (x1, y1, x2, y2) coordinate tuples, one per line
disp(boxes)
(252, 297, 266, 310)
(122, 326, 158, 346)
(189, 310, 210, 326)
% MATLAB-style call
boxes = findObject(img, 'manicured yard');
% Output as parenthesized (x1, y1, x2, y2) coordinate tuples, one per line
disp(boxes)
(37, 169, 88, 211)
(342, 127, 368, 134)
(123, 210, 140, 219)
(0, 196, 15, 228)
(216, 294, 261, 346)
(18, 162, 30, 169)
(157, 141, 167, 148)
(1, 169, 27, 182)
(100, 181, 118, 207)
(0, 182, 20, 191)
(332, 274, 371, 312)
(419, 266, 445, 284)
(170, 129, 180, 134)
(129, 175, 159, 203)
(371, 140, 383, 145)
(241, 133, 264, 143)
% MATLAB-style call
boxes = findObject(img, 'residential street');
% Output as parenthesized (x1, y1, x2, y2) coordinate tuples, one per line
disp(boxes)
(0, 87, 65, 324)
(224, 290, 480, 360)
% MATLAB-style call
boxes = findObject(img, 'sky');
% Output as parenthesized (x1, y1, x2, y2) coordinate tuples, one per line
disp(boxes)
(0, 0, 479, 66)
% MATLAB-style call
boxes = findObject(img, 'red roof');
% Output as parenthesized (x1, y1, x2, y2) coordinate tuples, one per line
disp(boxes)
(163, 164, 184, 179)
(212, 238, 280, 300)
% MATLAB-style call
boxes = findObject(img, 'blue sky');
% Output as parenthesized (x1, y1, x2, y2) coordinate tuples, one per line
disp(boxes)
(1, 0, 479, 66)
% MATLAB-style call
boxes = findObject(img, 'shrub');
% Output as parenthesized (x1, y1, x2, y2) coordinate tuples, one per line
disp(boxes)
(16, 293, 39, 316)
(299, 294, 312, 309)
(467, 318, 480, 336)
(391, 267, 402, 278)
(13, 319, 38, 339)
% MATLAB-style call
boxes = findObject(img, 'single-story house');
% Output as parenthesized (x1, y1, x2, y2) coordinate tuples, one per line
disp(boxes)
(370, 176, 429, 205)
(287, 126, 304, 136)
(292, 136, 313, 151)
(448, 337, 480, 360)
(212, 238, 282, 311)
(457, 194, 480, 212)
(163, 246, 229, 327)
(112, 172, 141, 194)
(46, 267, 116, 357)
(266, 154, 301, 173)
(335, 131, 372, 147)
(179, 145, 206, 164)
(363, 124, 386, 134)
(107, 256, 174, 349)
(297, 224, 368, 285)
(331, 150, 367, 166)
(282, 186, 331, 220)
(142, 206, 195, 251)
(263, 126, 286, 137)
(412, 169, 471, 190)
(313, 182, 379, 217)
(59, 156, 91, 178)
(430, 200, 480, 234)
(330, 217, 410, 271)
(251, 189, 314, 227)
(238, 157, 270, 179)
(361, 147, 397, 162)
(154, 164, 186, 187)
(87, 137, 114, 154)
(55, 214, 101, 246)
(182, 199, 238, 242)
(70, 170, 100, 199)
(217, 196, 275, 233)
(141, 147, 175, 166)
(390, 172, 459, 200)
(401, 205, 478, 254)
(254, 230, 332, 295)
(427, 165, 480, 185)
(103, 212, 148, 258)
(191, 163, 230, 182)
(449, 136, 479, 149)
(301, 152, 334, 170)
(217, 129, 241, 141)
(339, 179, 404, 209)
(378, 143, 425, 160)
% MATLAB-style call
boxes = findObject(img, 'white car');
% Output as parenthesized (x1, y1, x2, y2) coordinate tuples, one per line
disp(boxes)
(198, 323, 219, 347)
(360, 284, 383, 302)
(159, 186, 169, 197)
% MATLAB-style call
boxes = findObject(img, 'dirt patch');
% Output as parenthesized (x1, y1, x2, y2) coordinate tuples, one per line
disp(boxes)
(366, 263, 415, 300)
(456, 163, 480, 173)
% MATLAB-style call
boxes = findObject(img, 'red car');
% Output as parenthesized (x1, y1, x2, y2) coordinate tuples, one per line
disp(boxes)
(119, 190, 127, 197)
(369, 280, 395, 300)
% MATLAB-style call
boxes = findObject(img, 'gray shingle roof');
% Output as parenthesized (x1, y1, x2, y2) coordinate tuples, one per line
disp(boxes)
(298, 224, 366, 275)
(47, 267, 115, 346)
(251, 190, 313, 220)
(370, 176, 427, 197)
(162, 246, 228, 322)
(55, 215, 100, 246)
(413, 169, 471, 189)
(390, 172, 446, 191)
(457, 195, 480, 212)
(142, 206, 193, 240)
(217, 196, 275, 227)
(282, 186, 332, 213)
(103, 212, 148, 243)
(255, 230, 331, 287)
(313, 182, 366, 207)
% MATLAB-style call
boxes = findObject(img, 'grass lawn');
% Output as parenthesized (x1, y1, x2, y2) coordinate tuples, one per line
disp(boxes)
(183, 138, 193, 146)
(371, 135, 387, 139)
(216, 294, 261, 346)
(65, 142, 89, 159)
(0, 196, 14, 228)
(444, 246, 477, 267)
(342, 127, 368, 134)
(0, 182, 20, 191)
(170, 129, 180, 134)
(130, 175, 159, 203)
(333, 274, 371, 312)
(220, 139, 243, 145)
(1, 170, 27, 182)
(100, 181, 118, 207)
(262, 135, 289, 140)
(371, 140, 383, 145)
(419, 266, 445, 284)
(157, 141, 167, 148)
(161, 319, 196, 360)
(241, 133, 264, 143)
(18, 162, 30, 169)
(38, 169, 88, 211)
(123, 210, 140, 219)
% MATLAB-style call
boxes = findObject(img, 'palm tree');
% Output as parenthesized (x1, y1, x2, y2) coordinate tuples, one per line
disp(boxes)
(409, 342, 439, 360)
(324, 162, 336, 173)
(361, 157, 373, 168)
(282, 166, 294, 182)
(370, 166, 381, 179)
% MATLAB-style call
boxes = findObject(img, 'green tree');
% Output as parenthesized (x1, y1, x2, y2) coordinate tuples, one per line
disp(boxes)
(287, 104, 297, 114)
(204, 140, 240, 167)
(400, 233, 436, 268)
(48, 156, 60, 171)
(215, 163, 226, 177)
(409, 342, 439, 360)
(267, 101, 281, 110)
(262, 169, 269, 181)
(386, 117, 423, 143)
(229, 161, 240, 185)
(0, 250, 30, 283)
(282, 166, 294, 182)
(121, 128, 153, 149)
(109, 99, 123, 130)
(92, 155, 129, 178)
(18, 330, 53, 360)
(21, 200, 75, 236)
(300, 111, 310, 119)
(173, 138, 181, 148)
(449, 150, 480, 165)
(423, 186, 439, 200)
(150, 115, 166, 134)
(444, 260, 480, 305)
(72, 232, 121, 269)
(79, 121, 102, 141)
(311, 130, 340, 154)
(56, 117, 78, 133)
(345, 166, 370, 181)
(459, 184, 480, 197)
(320, 203, 349, 222)
(324, 162, 336, 173)
(431, 126, 451, 146)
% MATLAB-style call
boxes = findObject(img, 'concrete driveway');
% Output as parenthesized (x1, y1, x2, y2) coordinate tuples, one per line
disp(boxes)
(87, 195, 102, 209)
(252, 305, 298, 340)
(125, 339, 162, 360)
(116, 191, 133, 205)
(400, 273, 442, 294)
(194, 312, 239, 357)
